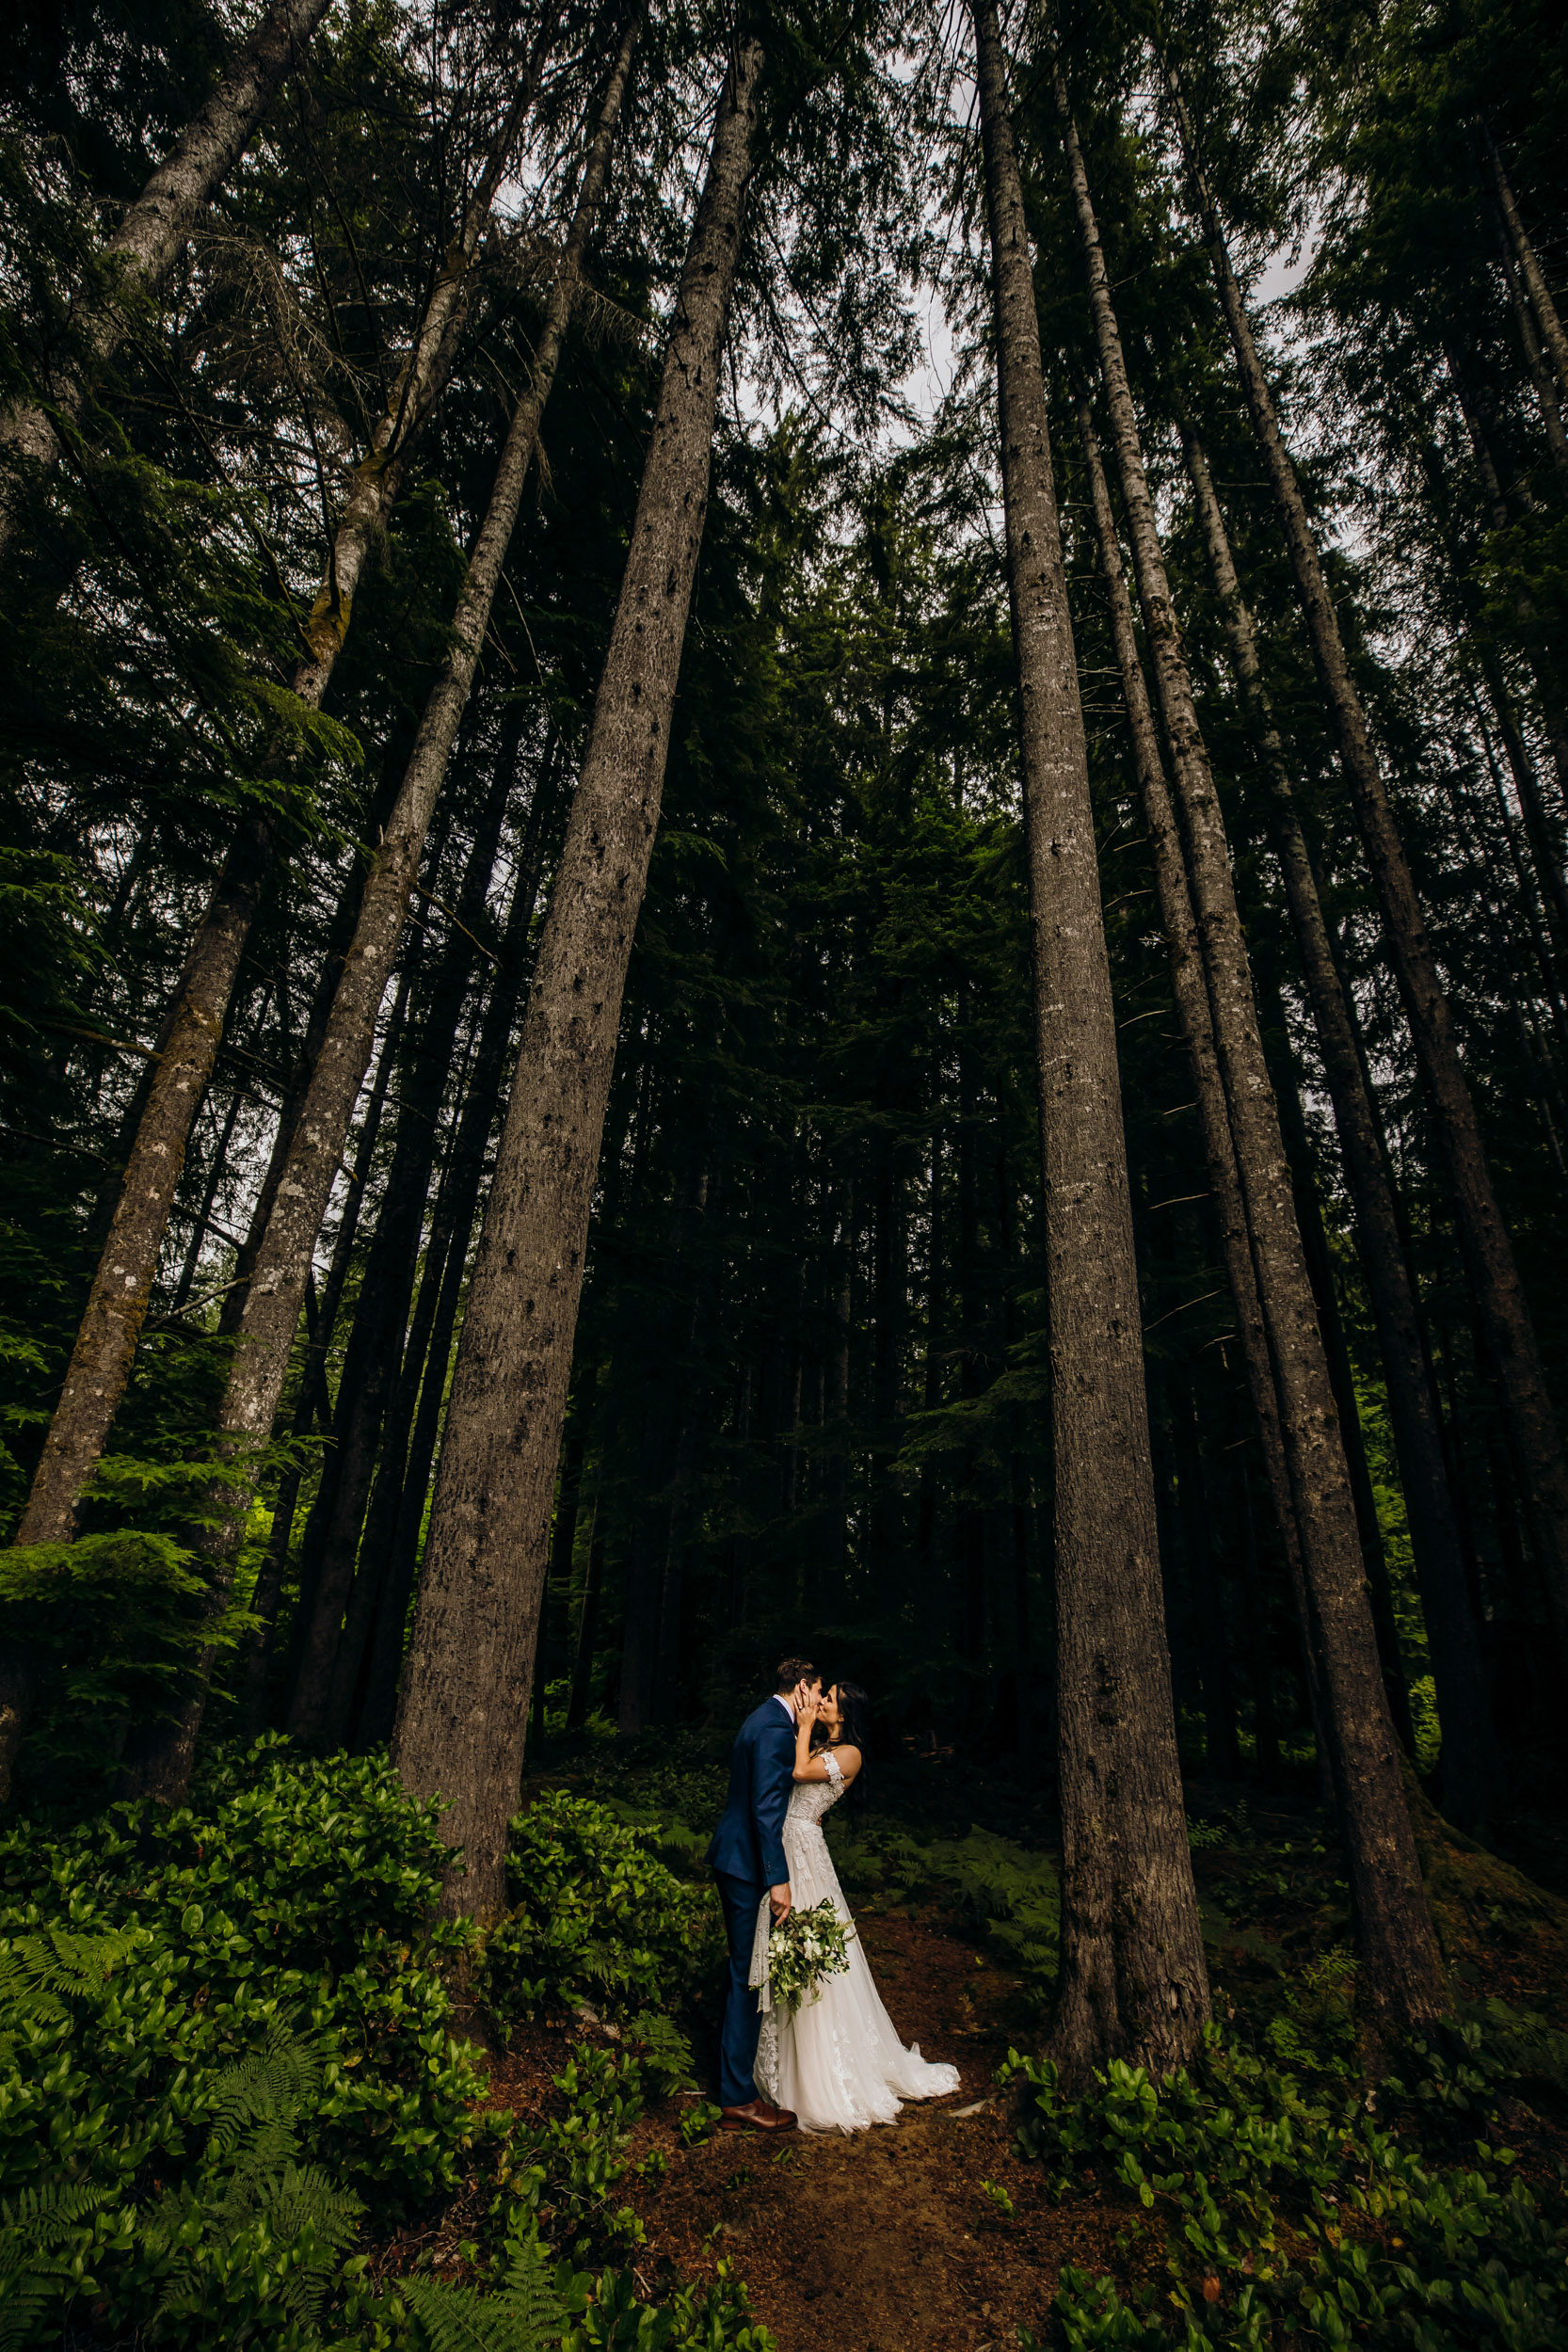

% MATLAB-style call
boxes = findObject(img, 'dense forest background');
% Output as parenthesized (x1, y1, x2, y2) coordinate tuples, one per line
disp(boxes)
(5, 0, 1566, 1823)
(3, 0, 1568, 2338)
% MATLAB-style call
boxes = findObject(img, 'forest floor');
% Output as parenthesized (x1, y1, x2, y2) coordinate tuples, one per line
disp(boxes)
(485, 1897, 1070, 2352)
(463, 1744, 1568, 2352)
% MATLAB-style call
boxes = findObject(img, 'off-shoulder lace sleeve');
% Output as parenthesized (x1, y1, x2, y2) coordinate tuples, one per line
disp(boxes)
(822, 1749, 845, 1793)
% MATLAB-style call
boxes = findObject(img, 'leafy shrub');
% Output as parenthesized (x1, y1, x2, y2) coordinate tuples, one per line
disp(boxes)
(1004, 2027, 1568, 2350)
(483, 1793, 721, 2026)
(0, 1738, 486, 2216)
(0, 1742, 493, 2344)
(0, 1748, 771, 2351)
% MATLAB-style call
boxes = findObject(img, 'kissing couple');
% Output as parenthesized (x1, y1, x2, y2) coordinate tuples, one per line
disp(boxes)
(704, 1656, 959, 2135)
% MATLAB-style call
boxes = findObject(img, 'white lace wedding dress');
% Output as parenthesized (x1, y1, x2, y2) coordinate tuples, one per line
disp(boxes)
(748, 1752, 960, 2133)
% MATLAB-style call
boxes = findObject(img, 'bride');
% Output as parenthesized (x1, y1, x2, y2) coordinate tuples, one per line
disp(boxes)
(750, 1681, 959, 2133)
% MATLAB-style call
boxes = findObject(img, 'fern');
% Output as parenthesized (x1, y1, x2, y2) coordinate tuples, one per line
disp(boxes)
(203, 2019, 327, 2156)
(0, 2181, 112, 2351)
(623, 2010, 698, 2097)
(397, 2233, 572, 2352)
(143, 2028, 361, 2331)
(147, 2141, 363, 2330)
(0, 1923, 145, 2054)
(402, 2274, 566, 2352)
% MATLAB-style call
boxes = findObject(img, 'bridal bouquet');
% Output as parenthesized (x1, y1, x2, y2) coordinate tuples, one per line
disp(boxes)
(763, 1898, 856, 2015)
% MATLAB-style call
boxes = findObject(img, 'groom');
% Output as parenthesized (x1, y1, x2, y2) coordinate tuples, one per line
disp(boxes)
(705, 1656, 819, 2134)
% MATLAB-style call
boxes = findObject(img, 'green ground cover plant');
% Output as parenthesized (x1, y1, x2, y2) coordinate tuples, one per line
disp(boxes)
(482, 1791, 721, 2038)
(1005, 2021, 1568, 2350)
(0, 1741, 768, 2351)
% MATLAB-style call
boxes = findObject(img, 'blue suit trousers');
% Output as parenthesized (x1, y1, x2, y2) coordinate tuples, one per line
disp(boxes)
(713, 1868, 765, 2107)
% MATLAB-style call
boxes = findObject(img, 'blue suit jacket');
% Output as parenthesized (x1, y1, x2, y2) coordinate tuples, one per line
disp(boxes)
(706, 1697, 794, 1889)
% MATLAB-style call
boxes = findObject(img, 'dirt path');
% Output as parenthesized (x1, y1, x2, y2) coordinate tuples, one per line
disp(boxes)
(622, 1909, 1112, 2352)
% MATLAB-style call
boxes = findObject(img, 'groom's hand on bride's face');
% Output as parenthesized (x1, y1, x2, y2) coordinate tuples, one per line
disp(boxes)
(770, 1883, 792, 1923)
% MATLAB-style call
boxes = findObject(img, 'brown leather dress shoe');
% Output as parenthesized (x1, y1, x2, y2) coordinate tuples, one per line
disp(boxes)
(718, 2098, 798, 2133)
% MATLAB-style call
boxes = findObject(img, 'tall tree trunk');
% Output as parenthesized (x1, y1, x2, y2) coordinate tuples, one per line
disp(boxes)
(1485, 168, 1568, 477)
(1169, 60, 1568, 1684)
(1469, 653, 1568, 985)
(1268, 1008, 1414, 1748)
(356, 760, 564, 1745)
(286, 720, 521, 1741)
(539, 1374, 593, 1722)
(971, 0, 1208, 2081)
(1442, 348, 1568, 810)
(617, 1402, 677, 1737)
(6, 40, 554, 1568)
(1181, 424, 1498, 1825)
(1231, 1422, 1282, 1780)
(870, 1158, 906, 1597)
(566, 1504, 605, 1733)
(953, 1017, 986, 1680)
(617, 1160, 712, 1735)
(827, 1184, 854, 1583)
(0, 0, 337, 548)
(917, 1128, 944, 1598)
(171, 976, 276, 1308)
(113, 23, 641, 1805)
(1077, 396, 1322, 1784)
(1059, 71, 1445, 2026)
(1471, 706, 1568, 1066)
(235, 948, 413, 1735)
(392, 32, 761, 1920)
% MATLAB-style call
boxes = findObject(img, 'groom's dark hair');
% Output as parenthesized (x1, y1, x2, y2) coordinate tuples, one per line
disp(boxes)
(774, 1656, 818, 1693)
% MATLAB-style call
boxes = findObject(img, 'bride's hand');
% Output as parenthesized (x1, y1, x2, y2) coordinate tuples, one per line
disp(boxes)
(794, 1683, 820, 1727)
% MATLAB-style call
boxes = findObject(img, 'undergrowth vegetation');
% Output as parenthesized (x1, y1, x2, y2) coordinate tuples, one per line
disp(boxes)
(1005, 2014, 1568, 2349)
(0, 1741, 767, 2350)
(7, 1728, 1568, 2350)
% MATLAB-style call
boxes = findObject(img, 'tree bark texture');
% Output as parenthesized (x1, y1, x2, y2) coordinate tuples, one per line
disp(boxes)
(1060, 71, 1446, 2027)
(285, 725, 518, 1742)
(391, 31, 759, 1921)
(1167, 63, 1568, 1683)
(972, 0, 1208, 2082)
(356, 762, 564, 1746)
(0, 0, 336, 546)
(114, 24, 641, 1805)
(1077, 396, 1319, 1784)
(14, 816, 274, 1549)
(205, 8, 642, 1520)
(1182, 425, 1499, 1827)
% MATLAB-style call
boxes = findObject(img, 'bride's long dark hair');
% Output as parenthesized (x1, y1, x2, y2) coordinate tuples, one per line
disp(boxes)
(815, 1679, 871, 1816)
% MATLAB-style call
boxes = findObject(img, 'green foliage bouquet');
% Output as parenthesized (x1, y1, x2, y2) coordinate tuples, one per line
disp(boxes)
(762, 1900, 855, 2016)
